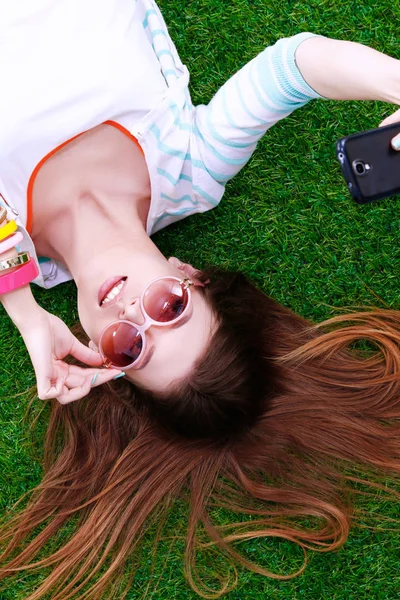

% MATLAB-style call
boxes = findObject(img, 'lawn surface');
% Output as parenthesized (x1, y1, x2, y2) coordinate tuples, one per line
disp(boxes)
(1, 0, 400, 598)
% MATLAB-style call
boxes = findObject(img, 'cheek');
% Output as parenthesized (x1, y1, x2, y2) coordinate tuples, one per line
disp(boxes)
(77, 292, 117, 346)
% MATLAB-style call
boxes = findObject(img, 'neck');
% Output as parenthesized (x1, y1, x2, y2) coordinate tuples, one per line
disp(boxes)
(30, 122, 156, 279)
(38, 187, 160, 283)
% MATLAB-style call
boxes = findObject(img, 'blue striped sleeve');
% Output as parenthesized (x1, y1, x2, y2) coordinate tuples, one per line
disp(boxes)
(194, 33, 322, 184)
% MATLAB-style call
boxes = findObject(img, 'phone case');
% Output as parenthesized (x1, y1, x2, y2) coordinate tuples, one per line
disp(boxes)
(336, 122, 400, 204)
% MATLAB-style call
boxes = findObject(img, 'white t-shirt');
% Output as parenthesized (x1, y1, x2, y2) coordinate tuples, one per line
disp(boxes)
(0, 0, 320, 288)
(0, 0, 169, 285)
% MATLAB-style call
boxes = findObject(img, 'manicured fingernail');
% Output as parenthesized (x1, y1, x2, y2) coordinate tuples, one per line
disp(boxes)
(113, 372, 126, 380)
(393, 136, 400, 149)
(91, 373, 99, 386)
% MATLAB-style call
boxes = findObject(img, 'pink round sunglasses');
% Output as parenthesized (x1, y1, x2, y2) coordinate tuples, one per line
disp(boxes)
(99, 276, 197, 370)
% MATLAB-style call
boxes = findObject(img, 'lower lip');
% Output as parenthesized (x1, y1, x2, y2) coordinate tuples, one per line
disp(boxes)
(98, 276, 127, 307)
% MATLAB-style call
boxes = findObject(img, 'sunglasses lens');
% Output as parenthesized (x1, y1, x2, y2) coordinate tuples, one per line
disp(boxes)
(100, 321, 143, 368)
(143, 278, 189, 322)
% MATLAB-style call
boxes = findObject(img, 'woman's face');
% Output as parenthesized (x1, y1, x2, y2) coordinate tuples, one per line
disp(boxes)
(77, 253, 216, 392)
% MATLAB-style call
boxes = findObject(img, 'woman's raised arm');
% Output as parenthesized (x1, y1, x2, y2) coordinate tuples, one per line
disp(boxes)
(194, 33, 400, 185)
(294, 36, 400, 103)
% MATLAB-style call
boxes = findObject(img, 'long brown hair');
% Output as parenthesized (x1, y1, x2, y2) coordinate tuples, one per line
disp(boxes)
(1, 268, 400, 599)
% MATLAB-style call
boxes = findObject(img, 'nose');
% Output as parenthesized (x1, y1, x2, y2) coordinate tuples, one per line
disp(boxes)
(117, 297, 145, 325)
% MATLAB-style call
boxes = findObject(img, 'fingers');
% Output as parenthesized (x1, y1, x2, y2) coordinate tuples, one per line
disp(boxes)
(36, 361, 68, 400)
(37, 380, 64, 401)
(379, 109, 400, 150)
(37, 364, 125, 404)
(56, 368, 125, 405)
(379, 108, 400, 127)
(88, 340, 99, 352)
(391, 133, 400, 151)
(61, 366, 123, 390)
(89, 369, 125, 388)
(56, 374, 94, 405)
(69, 336, 104, 367)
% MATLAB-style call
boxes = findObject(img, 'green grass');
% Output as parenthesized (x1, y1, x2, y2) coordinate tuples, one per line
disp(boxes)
(2, 0, 400, 597)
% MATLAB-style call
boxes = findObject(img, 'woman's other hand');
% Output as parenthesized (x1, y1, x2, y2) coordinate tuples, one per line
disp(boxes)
(379, 109, 400, 149)
(20, 308, 124, 403)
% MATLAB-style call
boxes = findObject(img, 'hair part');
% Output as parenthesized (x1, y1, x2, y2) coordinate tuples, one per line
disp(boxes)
(1, 268, 400, 598)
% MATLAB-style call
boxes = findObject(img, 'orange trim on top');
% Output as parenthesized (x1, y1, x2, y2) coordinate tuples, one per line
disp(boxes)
(26, 121, 143, 234)
(103, 120, 144, 155)
(26, 131, 84, 234)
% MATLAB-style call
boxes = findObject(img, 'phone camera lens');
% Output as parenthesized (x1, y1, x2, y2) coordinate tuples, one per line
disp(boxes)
(352, 160, 370, 176)
(355, 161, 365, 174)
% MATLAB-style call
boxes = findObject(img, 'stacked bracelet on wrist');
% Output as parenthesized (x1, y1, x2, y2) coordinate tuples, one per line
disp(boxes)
(0, 251, 30, 271)
(0, 258, 39, 294)
(0, 231, 23, 253)
(0, 213, 39, 294)
(0, 206, 7, 226)
(0, 220, 17, 241)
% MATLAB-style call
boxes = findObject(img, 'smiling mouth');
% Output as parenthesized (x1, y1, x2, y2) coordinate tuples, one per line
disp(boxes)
(99, 277, 127, 307)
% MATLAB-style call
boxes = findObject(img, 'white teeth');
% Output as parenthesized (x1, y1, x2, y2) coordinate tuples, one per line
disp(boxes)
(102, 281, 124, 304)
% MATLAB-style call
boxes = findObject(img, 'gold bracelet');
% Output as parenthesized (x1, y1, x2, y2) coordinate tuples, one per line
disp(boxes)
(0, 252, 30, 272)
(0, 220, 17, 241)
(0, 206, 7, 226)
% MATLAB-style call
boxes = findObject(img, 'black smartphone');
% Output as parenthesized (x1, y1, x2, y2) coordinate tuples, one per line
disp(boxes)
(336, 121, 400, 204)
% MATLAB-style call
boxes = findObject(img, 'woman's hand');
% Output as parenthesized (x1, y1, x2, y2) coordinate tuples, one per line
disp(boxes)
(19, 307, 124, 404)
(379, 110, 400, 149)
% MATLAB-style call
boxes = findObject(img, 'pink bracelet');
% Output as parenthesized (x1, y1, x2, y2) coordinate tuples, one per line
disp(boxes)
(0, 231, 23, 254)
(0, 258, 39, 294)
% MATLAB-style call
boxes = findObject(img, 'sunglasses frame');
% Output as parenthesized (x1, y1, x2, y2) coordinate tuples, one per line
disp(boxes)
(99, 275, 194, 370)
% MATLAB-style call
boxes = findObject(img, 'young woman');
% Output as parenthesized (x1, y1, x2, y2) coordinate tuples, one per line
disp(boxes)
(1, 0, 400, 598)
